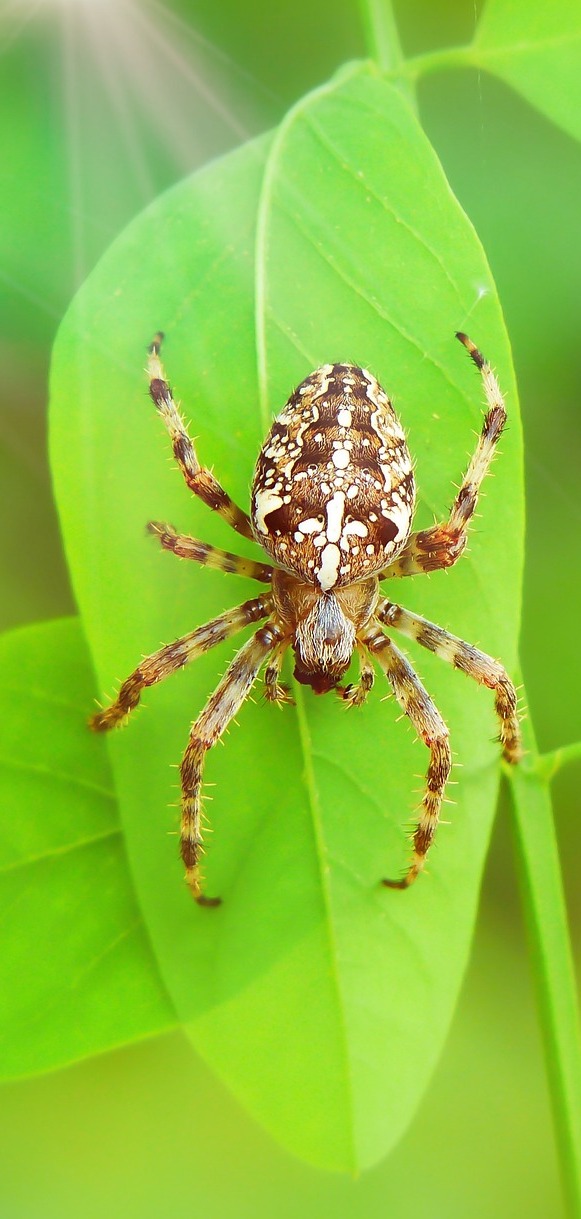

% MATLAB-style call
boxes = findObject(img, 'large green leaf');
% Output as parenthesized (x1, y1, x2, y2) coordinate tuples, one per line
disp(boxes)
(473, 0, 581, 144)
(0, 618, 175, 1079)
(49, 63, 524, 1170)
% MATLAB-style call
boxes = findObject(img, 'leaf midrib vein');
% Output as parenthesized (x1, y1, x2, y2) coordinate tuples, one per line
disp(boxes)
(292, 683, 358, 1169)
(255, 68, 363, 1173)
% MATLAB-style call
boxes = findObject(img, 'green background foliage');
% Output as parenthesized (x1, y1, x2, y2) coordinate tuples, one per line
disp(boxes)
(1, 0, 580, 1215)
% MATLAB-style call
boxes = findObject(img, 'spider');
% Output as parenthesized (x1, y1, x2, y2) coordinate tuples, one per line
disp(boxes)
(90, 330, 522, 905)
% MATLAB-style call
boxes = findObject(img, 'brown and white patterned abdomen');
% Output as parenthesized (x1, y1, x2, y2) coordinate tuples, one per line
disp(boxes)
(251, 363, 415, 591)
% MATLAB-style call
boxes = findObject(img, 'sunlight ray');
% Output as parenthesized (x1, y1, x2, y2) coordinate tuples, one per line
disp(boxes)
(147, 0, 279, 107)
(0, 0, 43, 56)
(5, 0, 270, 345)
(128, 1, 251, 142)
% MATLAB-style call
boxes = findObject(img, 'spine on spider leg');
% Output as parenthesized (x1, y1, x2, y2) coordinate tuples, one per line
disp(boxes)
(179, 739, 219, 906)
(379, 600, 522, 765)
(456, 330, 507, 440)
(88, 597, 272, 734)
(146, 334, 200, 474)
(147, 522, 273, 582)
(451, 332, 508, 532)
(179, 621, 282, 906)
(362, 626, 453, 890)
(89, 674, 142, 732)
(456, 331, 484, 368)
(145, 332, 254, 540)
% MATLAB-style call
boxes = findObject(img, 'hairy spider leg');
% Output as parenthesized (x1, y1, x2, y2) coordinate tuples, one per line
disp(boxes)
(378, 600, 522, 763)
(89, 595, 271, 732)
(263, 639, 293, 704)
(361, 623, 452, 889)
(147, 333, 255, 540)
(180, 621, 284, 904)
(148, 521, 273, 582)
(381, 332, 507, 578)
(340, 643, 375, 707)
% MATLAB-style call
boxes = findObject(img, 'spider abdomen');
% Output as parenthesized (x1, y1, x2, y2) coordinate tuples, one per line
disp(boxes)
(251, 363, 416, 590)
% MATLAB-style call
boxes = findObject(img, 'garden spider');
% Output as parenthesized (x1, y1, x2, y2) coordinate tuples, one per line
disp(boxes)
(90, 331, 522, 905)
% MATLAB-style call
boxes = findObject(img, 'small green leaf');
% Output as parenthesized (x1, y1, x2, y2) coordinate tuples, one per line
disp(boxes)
(473, 0, 581, 144)
(0, 618, 175, 1079)
(49, 65, 524, 1169)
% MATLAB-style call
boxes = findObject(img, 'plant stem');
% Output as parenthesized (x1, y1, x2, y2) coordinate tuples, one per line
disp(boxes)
(359, 0, 404, 72)
(506, 722, 581, 1219)
(535, 740, 581, 783)
(398, 43, 474, 82)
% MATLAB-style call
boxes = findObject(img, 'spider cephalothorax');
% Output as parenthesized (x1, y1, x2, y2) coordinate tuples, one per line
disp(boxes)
(271, 570, 379, 694)
(91, 332, 522, 905)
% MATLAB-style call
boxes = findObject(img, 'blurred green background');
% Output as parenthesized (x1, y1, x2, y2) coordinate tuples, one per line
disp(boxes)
(1, 0, 579, 1214)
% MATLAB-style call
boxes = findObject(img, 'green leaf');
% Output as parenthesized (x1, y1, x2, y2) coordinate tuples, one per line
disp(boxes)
(0, 617, 176, 1079)
(473, 0, 581, 144)
(49, 64, 524, 1170)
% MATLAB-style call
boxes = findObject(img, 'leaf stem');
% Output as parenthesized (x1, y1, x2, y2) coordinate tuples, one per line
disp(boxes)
(358, 0, 404, 72)
(534, 740, 581, 784)
(396, 44, 474, 82)
(358, 0, 419, 110)
(506, 721, 581, 1219)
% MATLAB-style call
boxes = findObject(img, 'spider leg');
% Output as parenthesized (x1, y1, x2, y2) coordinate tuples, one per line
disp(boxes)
(89, 595, 271, 732)
(380, 332, 507, 578)
(263, 639, 293, 704)
(180, 620, 283, 904)
(378, 600, 522, 764)
(340, 643, 375, 707)
(360, 622, 451, 890)
(147, 332, 254, 540)
(148, 522, 273, 582)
